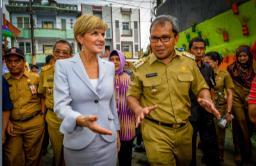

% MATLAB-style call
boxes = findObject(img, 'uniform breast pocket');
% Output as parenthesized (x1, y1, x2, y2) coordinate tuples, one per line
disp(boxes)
(143, 78, 162, 98)
(177, 74, 193, 92)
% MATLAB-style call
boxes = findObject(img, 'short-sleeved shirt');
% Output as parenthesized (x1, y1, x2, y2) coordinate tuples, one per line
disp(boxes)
(248, 76, 256, 104)
(38, 64, 54, 109)
(214, 70, 234, 106)
(2, 76, 13, 111)
(4, 71, 41, 120)
(127, 51, 209, 124)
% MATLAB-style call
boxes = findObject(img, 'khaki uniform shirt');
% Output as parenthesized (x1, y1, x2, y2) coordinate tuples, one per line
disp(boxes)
(127, 51, 209, 124)
(4, 71, 41, 120)
(214, 70, 234, 106)
(38, 64, 54, 109)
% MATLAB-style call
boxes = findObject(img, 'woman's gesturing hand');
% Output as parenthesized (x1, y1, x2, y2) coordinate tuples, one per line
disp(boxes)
(76, 115, 112, 135)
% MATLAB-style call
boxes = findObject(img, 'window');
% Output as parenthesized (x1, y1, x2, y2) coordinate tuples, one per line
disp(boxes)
(134, 21, 138, 29)
(122, 45, 130, 52)
(25, 42, 31, 53)
(70, 19, 73, 29)
(122, 22, 129, 30)
(61, 19, 66, 30)
(19, 42, 24, 52)
(106, 28, 111, 38)
(43, 45, 53, 54)
(93, 11, 102, 19)
(135, 45, 139, 52)
(17, 17, 23, 28)
(116, 44, 120, 50)
(115, 20, 119, 29)
(17, 17, 30, 28)
(42, 21, 53, 29)
(24, 17, 30, 28)
(18, 42, 31, 54)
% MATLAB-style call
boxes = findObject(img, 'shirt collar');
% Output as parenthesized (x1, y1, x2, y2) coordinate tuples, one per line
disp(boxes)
(149, 51, 179, 65)
(5, 70, 29, 80)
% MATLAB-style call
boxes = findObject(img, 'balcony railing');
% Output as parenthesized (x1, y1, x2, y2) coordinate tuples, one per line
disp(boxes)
(19, 28, 73, 39)
(6, 1, 79, 14)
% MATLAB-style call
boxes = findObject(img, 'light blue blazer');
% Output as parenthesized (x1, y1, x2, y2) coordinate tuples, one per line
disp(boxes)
(54, 54, 120, 150)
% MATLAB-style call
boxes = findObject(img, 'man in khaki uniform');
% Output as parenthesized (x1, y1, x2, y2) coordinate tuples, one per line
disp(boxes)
(127, 15, 221, 166)
(38, 40, 72, 166)
(4, 47, 44, 166)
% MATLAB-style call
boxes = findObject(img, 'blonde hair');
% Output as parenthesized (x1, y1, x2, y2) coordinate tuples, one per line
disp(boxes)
(74, 14, 108, 50)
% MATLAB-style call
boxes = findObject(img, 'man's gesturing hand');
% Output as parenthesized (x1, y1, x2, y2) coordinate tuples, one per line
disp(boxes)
(135, 105, 157, 127)
(198, 98, 221, 119)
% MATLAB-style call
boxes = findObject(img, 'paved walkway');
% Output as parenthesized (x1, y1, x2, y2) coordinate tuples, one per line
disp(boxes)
(131, 127, 256, 166)
(43, 127, 256, 166)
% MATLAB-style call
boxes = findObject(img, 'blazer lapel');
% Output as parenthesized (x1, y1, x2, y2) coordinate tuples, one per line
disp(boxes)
(98, 56, 106, 85)
(71, 55, 99, 96)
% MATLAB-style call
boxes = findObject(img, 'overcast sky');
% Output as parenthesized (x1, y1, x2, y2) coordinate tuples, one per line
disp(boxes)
(57, 0, 153, 51)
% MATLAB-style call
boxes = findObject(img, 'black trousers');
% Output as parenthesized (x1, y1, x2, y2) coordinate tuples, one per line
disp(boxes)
(190, 109, 220, 166)
(118, 139, 134, 166)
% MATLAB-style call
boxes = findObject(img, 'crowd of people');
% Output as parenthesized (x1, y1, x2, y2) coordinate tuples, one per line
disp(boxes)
(2, 14, 256, 166)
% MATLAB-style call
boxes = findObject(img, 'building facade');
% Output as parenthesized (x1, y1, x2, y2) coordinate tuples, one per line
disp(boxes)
(5, 0, 80, 65)
(81, 4, 141, 60)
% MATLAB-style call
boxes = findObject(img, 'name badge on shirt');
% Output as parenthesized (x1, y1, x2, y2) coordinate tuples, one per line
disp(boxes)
(27, 79, 37, 95)
(29, 84, 37, 95)
(146, 73, 158, 78)
(47, 88, 53, 94)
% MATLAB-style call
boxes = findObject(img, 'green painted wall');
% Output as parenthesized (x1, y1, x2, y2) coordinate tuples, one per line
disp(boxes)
(177, 1, 256, 56)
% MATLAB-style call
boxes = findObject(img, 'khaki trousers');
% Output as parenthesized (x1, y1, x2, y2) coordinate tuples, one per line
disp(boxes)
(46, 109, 65, 166)
(141, 119, 193, 166)
(5, 114, 45, 166)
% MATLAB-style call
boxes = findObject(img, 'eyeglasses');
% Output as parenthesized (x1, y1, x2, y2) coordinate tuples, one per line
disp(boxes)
(150, 35, 173, 43)
(54, 50, 70, 56)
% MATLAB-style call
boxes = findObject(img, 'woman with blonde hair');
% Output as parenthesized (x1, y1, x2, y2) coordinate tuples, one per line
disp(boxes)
(54, 14, 120, 165)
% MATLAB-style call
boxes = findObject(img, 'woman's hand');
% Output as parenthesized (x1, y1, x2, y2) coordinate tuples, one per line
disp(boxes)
(225, 112, 234, 122)
(76, 115, 112, 135)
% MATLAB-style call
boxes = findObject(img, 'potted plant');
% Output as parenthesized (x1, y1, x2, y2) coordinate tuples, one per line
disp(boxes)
(238, 15, 250, 36)
(216, 28, 229, 42)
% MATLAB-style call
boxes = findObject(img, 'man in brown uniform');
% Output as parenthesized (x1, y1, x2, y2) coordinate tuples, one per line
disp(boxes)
(4, 47, 44, 166)
(127, 15, 221, 166)
(38, 40, 72, 166)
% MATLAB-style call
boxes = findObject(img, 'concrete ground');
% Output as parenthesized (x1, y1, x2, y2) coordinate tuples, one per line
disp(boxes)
(43, 127, 256, 166)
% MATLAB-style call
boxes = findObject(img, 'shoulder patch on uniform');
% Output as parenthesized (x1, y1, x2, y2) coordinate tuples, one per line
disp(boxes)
(41, 65, 53, 72)
(133, 58, 146, 69)
(4, 73, 11, 80)
(183, 52, 195, 60)
(175, 49, 195, 60)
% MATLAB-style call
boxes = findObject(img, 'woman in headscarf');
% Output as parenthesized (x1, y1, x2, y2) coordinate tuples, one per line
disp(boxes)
(227, 45, 255, 164)
(109, 50, 136, 166)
